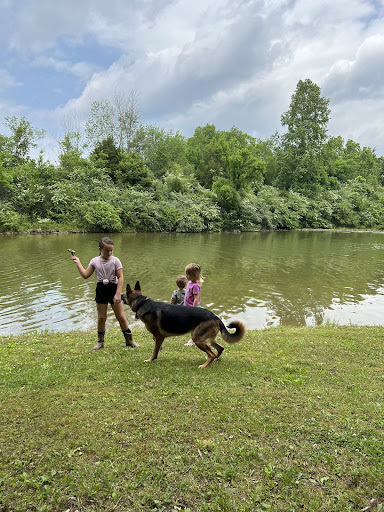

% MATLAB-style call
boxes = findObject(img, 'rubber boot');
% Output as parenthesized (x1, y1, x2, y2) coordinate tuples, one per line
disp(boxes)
(93, 331, 105, 350)
(123, 329, 139, 348)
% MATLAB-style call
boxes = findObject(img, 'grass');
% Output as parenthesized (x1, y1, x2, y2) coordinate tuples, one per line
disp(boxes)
(0, 326, 383, 512)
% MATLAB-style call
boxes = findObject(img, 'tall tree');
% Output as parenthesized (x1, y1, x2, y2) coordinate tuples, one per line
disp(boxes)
(85, 99, 117, 150)
(281, 79, 330, 154)
(85, 89, 141, 153)
(276, 79, 331, 193)
(113, 89, 141, 153)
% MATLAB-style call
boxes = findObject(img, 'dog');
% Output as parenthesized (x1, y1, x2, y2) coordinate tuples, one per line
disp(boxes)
(122, 281, 246, 368)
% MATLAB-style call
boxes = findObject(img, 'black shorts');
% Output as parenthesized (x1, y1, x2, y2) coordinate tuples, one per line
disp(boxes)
(95, 282, 118, 305)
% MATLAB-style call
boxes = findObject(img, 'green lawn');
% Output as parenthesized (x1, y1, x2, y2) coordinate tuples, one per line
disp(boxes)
(0, 326, 383, 512)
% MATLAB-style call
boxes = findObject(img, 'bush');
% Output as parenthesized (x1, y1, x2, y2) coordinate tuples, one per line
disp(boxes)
(248, 186, 309, 230)
(0, 203, 27, 231)
(79, 201, 122, 232)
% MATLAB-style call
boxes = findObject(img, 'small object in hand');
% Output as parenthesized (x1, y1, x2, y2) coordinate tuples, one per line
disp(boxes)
(67, 249, 76, 256)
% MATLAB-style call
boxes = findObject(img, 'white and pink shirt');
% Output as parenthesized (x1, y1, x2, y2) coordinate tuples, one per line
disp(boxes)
(89, 256, 122, 284)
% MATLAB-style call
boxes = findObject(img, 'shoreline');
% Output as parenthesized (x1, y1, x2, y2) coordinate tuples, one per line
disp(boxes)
(2, 227, 384, 236)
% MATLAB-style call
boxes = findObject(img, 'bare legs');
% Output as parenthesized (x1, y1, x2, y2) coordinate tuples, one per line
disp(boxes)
(93, 302, 138, 349)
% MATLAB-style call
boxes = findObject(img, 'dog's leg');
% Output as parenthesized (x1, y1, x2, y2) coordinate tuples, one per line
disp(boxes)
(193, 336, 218, 368)
(212, 341, 224, 358)
(145, 334, 164, 362)
(195, 342, 217, 368)
(193, 322, 221, 368)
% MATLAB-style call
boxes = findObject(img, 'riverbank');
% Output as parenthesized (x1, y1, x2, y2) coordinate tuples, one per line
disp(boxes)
(1, 326, 383, 511)
(2, 226, 384, 236)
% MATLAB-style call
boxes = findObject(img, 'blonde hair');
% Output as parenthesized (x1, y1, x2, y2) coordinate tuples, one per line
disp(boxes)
(185, 263, 204, 284)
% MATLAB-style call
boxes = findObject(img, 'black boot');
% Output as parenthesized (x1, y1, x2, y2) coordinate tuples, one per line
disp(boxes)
(93, 331, 105, 350)
(123, 329, 139, 348)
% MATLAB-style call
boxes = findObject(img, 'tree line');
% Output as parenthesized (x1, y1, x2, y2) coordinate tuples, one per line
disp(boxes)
(1, 79, 383, 233)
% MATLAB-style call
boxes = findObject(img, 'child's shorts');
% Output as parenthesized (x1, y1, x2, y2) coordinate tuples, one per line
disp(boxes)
(95, 282, 118, 304)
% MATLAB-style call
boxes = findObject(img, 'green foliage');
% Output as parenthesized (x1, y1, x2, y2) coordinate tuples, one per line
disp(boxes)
(213, 177, 241, 211)
(133, 124, 187, 178)
(249, 187, 309, 230)
(325, 137, 381, 185)
(8, 158, 57, 219)
(1, 79, 384, 235)
(90, 136, 123, 182)
(187, 124, 266, 192)
(117, 188, 220, 232)
(4, 116, 46, 162)
(85, 91, 141, 153)
(186, 124, 223, 188)
(0, 202, 27, 231)
(330, 181, 384, 228)
(163, 163, 193, 193)
(79, 200, 122, 232)
(117, 152, 153, 188)
(280, 79, 330, 154)
(0, 157, 12, 200)
(276, 79, 331, 194)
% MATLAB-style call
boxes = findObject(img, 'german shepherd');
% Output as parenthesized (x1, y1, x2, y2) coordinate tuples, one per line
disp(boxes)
(122, 281, 246, 368)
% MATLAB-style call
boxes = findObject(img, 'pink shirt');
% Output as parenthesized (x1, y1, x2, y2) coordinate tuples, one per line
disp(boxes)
(89, 256, 122, 284)
(184, 281, 201, 307)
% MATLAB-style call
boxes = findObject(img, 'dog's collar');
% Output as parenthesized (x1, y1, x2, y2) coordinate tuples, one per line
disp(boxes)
(132, 295, 150, 319)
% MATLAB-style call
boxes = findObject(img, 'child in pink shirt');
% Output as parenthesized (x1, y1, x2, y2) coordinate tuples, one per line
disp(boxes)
(184, 262, 204, 346)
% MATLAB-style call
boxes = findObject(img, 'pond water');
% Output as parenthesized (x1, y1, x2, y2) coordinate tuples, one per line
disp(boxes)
(1, 231, 384, 335)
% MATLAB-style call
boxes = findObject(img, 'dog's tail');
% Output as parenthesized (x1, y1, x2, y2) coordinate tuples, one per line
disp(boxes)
(219, 320, 246, 344)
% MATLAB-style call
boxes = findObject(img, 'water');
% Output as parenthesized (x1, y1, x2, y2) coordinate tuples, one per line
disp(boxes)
(1, 231, 384, 335)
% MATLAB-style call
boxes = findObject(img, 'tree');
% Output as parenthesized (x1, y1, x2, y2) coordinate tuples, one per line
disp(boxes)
(4, 116, 45, 162)
(85, 100, 117, 150)
(118, 153, 153, 188)
(212, 177, 240, 211)
(85, 90, 141, 152)
(186, 124, 222, 188)
(281, 79, 330, 154)
(323, 137, 381, 185)
(186, 125, 266, 191)
(114, 89, 141, 153)
(90, 137, 122, 182)
(276, 79, 331, 193)
(133, 124, 187, 178)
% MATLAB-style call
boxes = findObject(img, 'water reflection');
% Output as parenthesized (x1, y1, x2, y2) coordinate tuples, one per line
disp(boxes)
(1, 231, 384, 335)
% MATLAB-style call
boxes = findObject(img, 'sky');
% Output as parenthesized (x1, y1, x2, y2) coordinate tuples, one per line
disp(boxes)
(0, 0, 384, 162)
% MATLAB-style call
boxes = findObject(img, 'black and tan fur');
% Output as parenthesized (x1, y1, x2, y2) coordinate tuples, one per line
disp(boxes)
(123, 281, 246, 368)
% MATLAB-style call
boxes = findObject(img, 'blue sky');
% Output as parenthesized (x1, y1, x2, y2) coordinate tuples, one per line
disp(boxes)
(1, 0, 384, 161)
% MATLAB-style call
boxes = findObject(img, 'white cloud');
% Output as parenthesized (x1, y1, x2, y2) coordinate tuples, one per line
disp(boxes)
(0, 69, 22, 91)
(329, 97, 384, 153)
(31, 56, 97, 82)
(1, 0, 384, 158)
(324, 34, 384, 101)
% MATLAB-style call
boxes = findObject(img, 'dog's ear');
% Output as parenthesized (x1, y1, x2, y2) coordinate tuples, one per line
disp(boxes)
(126, 283, 133, 295)
(134, 281, 141, 291)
